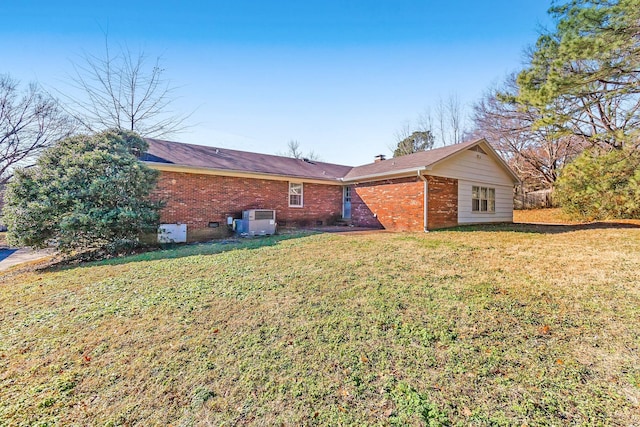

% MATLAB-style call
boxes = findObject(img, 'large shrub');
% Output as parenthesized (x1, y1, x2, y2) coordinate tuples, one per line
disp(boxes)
(555, 147, 640, 220)
(1, 130, 162, 253)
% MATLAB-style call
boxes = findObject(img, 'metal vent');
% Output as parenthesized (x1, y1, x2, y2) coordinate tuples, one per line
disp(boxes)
(254, 210, 274, 220)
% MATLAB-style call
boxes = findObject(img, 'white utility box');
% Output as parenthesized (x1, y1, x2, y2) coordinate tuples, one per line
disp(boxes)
(158, 223, 187, 243)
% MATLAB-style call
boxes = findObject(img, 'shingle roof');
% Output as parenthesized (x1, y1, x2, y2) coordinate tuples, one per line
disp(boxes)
(142, 138, 353, 181)
(342, 139, 481, 180)
(142, 137, 518, 184)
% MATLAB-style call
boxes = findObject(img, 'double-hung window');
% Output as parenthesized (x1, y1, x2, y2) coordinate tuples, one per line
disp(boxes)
(472, 186, 495, 212)
(289, 182, 303, 207)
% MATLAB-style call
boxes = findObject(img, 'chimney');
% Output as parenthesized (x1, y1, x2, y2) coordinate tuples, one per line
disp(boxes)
(374, 154, 386, 163)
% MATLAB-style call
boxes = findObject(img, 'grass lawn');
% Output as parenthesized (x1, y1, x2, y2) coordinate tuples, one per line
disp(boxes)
(1, 223, 639, 425)
(513, 208, 579, 224)
(514, 208, 640, 225)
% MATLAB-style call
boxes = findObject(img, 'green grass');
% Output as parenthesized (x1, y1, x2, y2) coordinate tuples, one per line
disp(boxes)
(1, 224, 640, 425)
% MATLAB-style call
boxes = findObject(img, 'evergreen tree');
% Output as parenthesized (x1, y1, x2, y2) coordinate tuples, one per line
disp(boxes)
(2, 130, 162, 254)
(393, 131, 435, 157)
(555, 146, 640, 219)
(517, 0, 640, 149)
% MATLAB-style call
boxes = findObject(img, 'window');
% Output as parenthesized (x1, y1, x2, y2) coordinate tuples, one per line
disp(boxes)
(289, 182, 303, 207)
(472, 186, 495, 212)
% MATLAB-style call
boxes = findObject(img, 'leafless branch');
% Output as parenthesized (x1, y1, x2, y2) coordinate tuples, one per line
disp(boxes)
(0, 75, 74, 185)
(471, 74, 584, 190)
(279, 140, 320, 161)
(58, 37, 192, 138)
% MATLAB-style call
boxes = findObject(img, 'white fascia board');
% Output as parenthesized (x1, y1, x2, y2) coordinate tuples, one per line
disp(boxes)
(341, 166, 428, 183)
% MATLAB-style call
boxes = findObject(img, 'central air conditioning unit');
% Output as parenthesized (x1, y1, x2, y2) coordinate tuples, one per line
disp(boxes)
(234, 209, 277, 236)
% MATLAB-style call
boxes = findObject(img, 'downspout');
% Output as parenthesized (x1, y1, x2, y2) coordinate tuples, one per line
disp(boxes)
(418, 171, 429, 232)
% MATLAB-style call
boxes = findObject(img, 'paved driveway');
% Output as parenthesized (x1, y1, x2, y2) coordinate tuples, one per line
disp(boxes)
(0, 248, 55, 271)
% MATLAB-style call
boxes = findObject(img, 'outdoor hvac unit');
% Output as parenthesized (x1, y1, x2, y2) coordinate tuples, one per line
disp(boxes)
(235, 209, 277, 236)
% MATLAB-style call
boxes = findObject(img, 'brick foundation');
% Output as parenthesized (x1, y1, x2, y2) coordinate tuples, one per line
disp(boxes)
(152, 171, 343, 241)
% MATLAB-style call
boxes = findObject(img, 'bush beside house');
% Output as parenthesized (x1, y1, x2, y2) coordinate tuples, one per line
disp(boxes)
(2, 130, 162, 254)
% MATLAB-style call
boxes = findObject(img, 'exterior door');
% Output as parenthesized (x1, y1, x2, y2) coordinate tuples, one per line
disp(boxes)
(342, 186, 352, 219)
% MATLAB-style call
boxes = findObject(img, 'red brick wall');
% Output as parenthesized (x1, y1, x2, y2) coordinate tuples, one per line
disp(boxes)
(152, 171, 460, 240)
(351, 177, 424, 231)
(153, 171, 343, 240)
(427, 176, 458, 229)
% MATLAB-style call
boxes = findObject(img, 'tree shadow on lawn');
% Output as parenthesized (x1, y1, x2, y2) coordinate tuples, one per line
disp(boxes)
(444, 221, 640, 234)
(53, 231, 319, 271)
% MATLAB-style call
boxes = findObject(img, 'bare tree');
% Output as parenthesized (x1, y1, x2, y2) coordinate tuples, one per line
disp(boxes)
(279, 140, 320, 161)
(394, 99, 466, 152)
(0, 75, 74, 185)
(436, 94, 466, 146)
(284, 140, 303, 158)
(392, 121, 413, 150)
(416, 109, 435, 139)
(472, 74, 584, 191)
(61, 39, 190, 138)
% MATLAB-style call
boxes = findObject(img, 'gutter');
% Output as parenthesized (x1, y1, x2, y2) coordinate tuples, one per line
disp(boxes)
(418, 171, 429, 232)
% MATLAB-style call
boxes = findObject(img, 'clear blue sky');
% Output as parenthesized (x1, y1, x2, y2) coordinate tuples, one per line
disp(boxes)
(2, 1, 552, 166)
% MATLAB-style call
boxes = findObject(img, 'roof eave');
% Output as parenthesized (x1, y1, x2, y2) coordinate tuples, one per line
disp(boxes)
(145, 161, 345, 185)
(341, 166, 428, 183)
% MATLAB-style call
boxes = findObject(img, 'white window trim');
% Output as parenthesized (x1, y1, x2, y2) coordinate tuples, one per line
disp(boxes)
(472, 185, 496, 213)
(288, 182, 303, 208)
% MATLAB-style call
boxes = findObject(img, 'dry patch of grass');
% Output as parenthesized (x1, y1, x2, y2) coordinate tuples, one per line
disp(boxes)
(514, 208, 580, 224)
(515, 208, 640, 226)
(0, 232, 6, 248)
(1, 225, 639, 425)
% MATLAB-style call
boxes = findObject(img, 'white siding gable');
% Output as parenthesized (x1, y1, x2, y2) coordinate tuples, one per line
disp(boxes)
(428, 146, 515, 224)
(428, 147, 514, 186)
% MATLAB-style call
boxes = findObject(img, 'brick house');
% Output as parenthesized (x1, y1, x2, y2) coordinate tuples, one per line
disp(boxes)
(142, 138, 519, 241)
